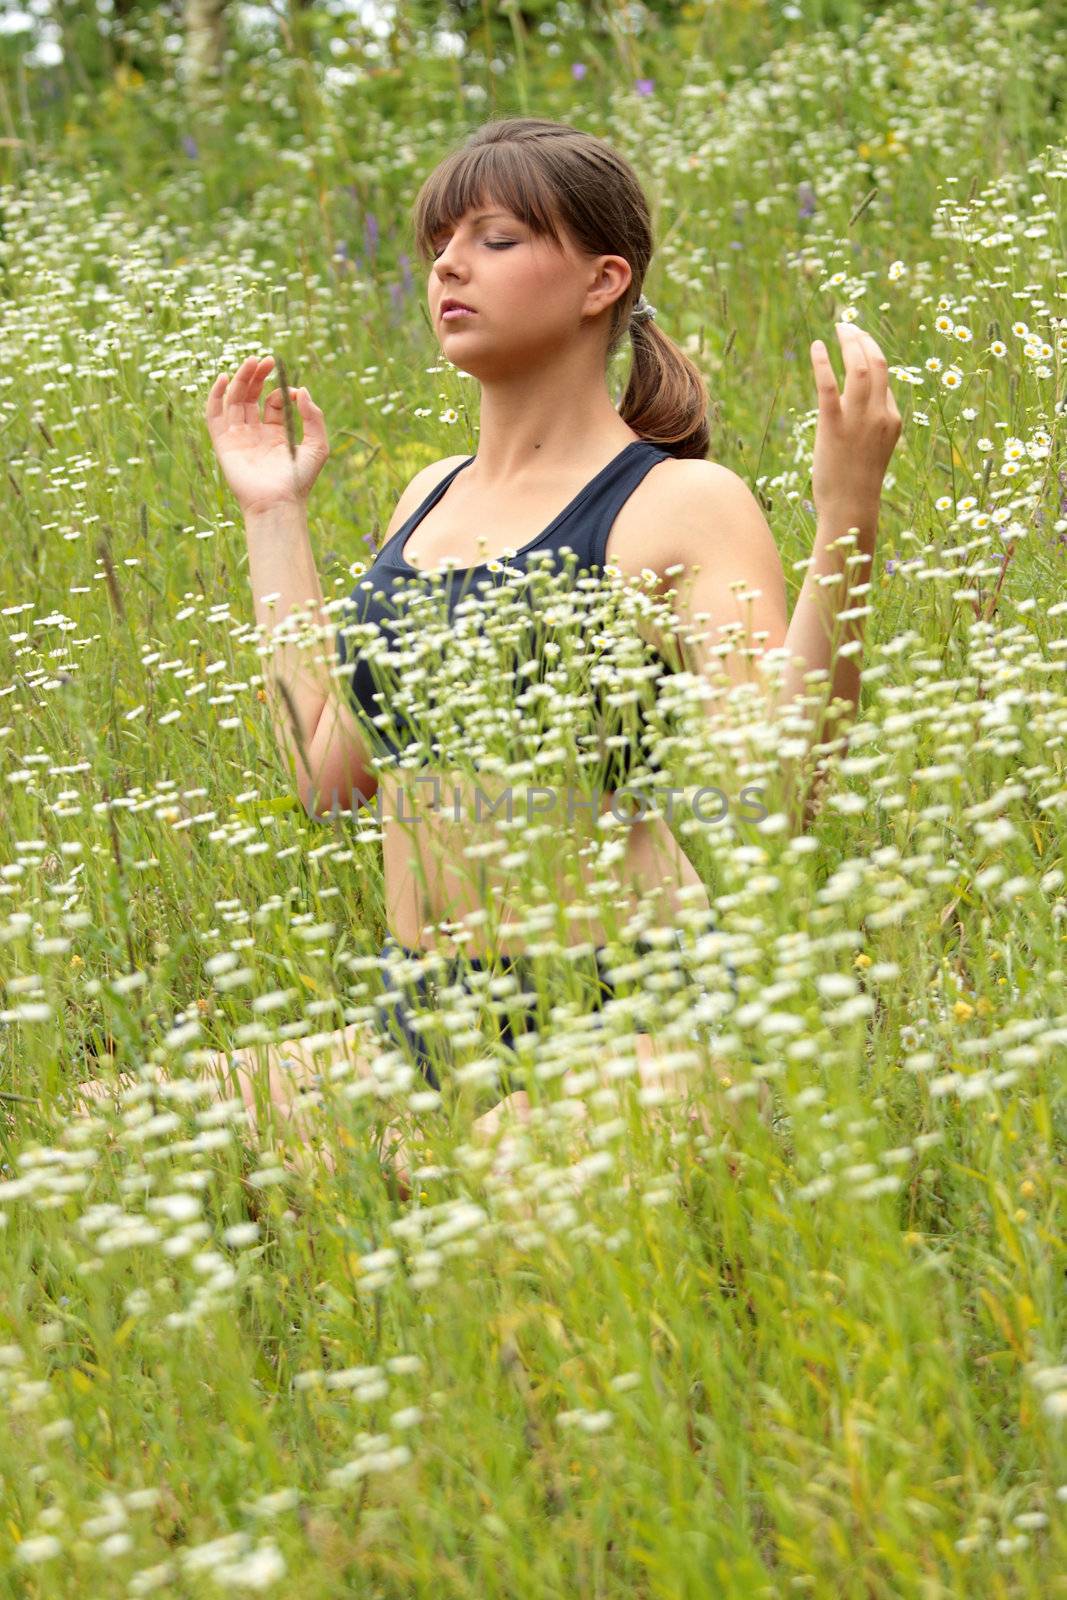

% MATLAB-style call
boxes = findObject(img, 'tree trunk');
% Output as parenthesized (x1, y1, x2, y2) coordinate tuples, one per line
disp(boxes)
(184, 0, 228, 89)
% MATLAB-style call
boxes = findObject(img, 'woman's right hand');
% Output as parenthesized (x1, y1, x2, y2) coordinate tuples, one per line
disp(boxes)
(204, 355, 330, 515)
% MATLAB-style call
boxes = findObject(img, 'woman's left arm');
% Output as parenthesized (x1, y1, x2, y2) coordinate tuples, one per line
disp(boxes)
(651, 323, 903, 829)
(777, 323, 903, 743)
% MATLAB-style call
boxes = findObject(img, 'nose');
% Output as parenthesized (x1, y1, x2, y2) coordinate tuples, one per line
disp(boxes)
(432, 230, 474, 276)
(433, 250, 467, 285)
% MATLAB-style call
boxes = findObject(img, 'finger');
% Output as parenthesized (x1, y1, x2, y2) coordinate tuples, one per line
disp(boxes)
(223, 355, 266, 413)
(219, 357, 251, 416)
(855, 326, 889, 405)
(221, 355, 256, 406)
(290, 387, 329, 450)
(264, 382, 297, 410)
(235, 358, 277, 425)
(810, 339, 842, 417)
(205, 371, 228, 424)
(264, 385, 307, 428)
(837, 323, 870, 404)
(246, 355, 276, 407)
(873, 342, 902, 429)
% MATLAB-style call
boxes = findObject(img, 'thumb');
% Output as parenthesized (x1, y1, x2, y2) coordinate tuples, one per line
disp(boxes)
(295, 387, 329, 452)
(294, 387, 318, 419)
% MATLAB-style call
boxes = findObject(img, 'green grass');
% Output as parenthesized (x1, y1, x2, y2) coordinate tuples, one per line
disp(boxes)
(0, 1, 1065, 1594)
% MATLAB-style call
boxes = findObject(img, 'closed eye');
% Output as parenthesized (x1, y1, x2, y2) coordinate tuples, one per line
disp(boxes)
(431, 241, 517, 260)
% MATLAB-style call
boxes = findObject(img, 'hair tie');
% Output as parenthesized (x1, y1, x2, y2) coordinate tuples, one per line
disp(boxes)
(630, 293, 657, 325)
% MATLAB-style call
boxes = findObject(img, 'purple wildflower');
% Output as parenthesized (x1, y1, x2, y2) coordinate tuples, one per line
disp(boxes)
(398, 251, 414, 299)
(636, 78, 655, 96)
(885, 559, 898, 573)
(182, 135, 199, 160)
(572, 62, 587, 80)
(364, 212, 379, 260)
(797, 182, 816, 219)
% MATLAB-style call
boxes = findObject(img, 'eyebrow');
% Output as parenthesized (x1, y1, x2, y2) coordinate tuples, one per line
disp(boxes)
(433, 211, 514, 236)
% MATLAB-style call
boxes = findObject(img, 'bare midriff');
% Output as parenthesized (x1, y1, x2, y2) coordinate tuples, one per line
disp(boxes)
(378, 763, 711, 960)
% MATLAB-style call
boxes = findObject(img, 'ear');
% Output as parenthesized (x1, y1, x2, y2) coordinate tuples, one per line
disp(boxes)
(584, 253, 633, 321)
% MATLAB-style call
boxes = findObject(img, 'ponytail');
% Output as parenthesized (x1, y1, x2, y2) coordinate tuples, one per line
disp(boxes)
(616, 309, 709, 460)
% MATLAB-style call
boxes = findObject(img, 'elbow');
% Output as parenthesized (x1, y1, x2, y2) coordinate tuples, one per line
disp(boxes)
(299, 772, 379, 822)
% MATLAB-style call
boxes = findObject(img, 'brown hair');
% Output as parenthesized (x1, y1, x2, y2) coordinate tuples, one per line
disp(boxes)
(410, 117, 709, 460)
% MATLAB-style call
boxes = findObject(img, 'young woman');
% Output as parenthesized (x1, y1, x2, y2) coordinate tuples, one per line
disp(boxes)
(101, 118, 900, 1191)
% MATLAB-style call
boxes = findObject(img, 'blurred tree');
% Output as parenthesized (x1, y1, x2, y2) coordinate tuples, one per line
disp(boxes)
(403, 0, 690, 54)
(184, 0, 229, 89)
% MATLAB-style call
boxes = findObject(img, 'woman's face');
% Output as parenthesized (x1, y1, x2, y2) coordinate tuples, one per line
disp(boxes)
(427, 200, 629, 376)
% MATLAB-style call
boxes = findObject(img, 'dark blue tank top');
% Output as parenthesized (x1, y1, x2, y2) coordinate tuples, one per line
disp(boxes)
(336, 439, 675, 787)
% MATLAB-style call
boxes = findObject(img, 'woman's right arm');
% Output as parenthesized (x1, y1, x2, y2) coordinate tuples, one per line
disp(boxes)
(242, 494, 373, 817)
(301, 453, 471, 818)
(205, 356, 468, 817)
(204, 356, 343, 814)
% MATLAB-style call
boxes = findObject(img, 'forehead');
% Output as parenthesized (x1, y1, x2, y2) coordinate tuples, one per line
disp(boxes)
(436, 205, 518, 229)
(421, 184, 569, 258)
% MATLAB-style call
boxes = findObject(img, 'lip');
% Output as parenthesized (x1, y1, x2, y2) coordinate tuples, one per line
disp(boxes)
(440, 302, 477, 320)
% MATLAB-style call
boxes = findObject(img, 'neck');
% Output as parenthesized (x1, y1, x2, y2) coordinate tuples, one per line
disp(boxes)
(464, 347, 636, 485)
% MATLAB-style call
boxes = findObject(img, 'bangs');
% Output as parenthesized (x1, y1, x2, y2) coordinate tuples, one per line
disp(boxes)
(411, 141, 568, 264)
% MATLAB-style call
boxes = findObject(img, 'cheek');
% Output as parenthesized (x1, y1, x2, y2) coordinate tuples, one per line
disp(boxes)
(522, 264, 571, 306)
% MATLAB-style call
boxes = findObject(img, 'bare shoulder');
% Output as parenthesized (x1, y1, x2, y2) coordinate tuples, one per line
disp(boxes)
(413, 452, 473, 492)
(380, 454, 472, 544)
(638, 456, 785, 587)
(600, 456, 791, 683)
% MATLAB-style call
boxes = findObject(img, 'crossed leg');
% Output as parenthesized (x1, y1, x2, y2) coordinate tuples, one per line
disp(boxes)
(448, 1027, 772, 1176)
(74, 1017, 530, 1199)
(75, 1020, 769, 1197)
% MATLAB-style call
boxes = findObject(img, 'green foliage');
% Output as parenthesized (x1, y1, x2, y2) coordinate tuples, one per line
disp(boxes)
(0, 1, 1066, 1595)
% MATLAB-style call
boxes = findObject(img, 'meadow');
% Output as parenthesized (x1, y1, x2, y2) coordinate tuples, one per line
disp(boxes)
(0, 0, 1065, 1594)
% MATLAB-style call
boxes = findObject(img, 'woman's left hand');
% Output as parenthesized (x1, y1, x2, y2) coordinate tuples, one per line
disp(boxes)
(810, 324, 903, 516)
